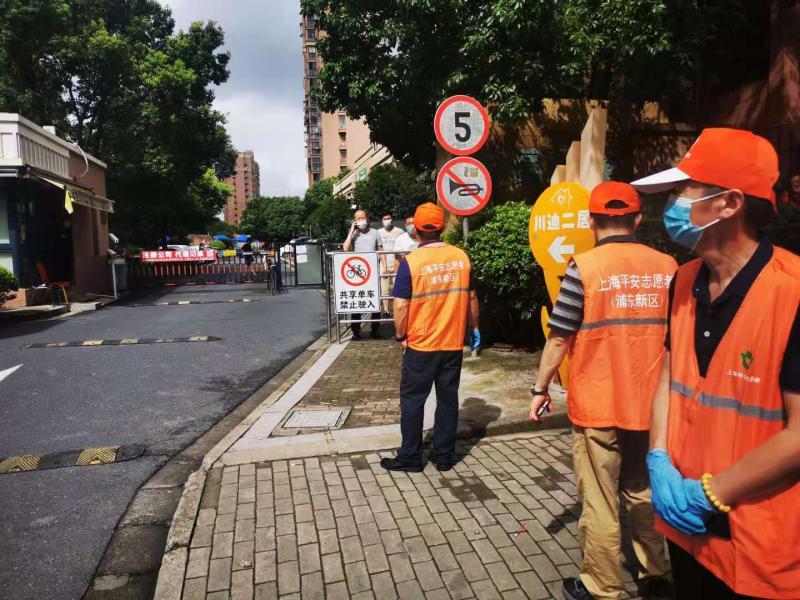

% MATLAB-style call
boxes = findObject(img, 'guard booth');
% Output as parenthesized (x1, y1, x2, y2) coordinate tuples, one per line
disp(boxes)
(281, 239, 328, 287)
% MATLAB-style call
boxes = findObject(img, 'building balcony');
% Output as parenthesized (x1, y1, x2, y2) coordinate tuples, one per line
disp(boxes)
(0, 113, 73, 178)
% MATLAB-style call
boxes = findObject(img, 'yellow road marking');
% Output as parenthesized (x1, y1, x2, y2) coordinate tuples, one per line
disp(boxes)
(82, 340, 104, 346)
(119, 338, 138, 345)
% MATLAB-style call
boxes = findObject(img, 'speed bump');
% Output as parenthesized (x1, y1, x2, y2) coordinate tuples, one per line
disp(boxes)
(0, 444, 145, 474)
(0, 454, 40, 473)
(22, 336, 221, 349)
(76, 446, 119, 465)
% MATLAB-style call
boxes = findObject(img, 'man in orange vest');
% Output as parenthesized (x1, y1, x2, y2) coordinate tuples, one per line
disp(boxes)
(529, 182, 676, 600)
(632, 128, 800, 599)
(381, 202, 480, 473)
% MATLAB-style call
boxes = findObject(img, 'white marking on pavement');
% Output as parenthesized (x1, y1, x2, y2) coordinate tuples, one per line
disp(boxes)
(231, 342, 350, 450)
(0, 364, 22, 383)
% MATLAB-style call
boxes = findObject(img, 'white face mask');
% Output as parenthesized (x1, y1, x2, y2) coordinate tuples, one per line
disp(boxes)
(356, 219, 368, 229)
(382, 219, 392, 228)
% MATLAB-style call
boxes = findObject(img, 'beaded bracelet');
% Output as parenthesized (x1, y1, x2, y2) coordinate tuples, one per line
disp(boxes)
(701, 473, 732, 513)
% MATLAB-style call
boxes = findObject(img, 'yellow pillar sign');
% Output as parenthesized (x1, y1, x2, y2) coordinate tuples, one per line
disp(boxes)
(529, 183, 594, 279)
(530, 183, 595, 388)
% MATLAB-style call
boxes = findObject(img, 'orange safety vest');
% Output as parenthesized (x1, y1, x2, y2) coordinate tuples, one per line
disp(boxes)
(406, 243, 471, 352)
(661, 247, 800, 599)
(568, 242, 678, 430)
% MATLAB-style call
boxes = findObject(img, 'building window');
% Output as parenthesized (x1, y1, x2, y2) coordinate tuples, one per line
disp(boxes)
(313, 173, 321, 182)
(339, 132, 346, 142)
(308, 46, 316, 57)
(339, 148, 347, 158)
(308, 62, 317, 75)
(306, 29, 316, 40)
(338, 114, 346, 129)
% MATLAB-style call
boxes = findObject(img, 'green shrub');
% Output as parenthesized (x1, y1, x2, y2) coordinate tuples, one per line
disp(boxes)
(0, 266, 19, 305)
(463, 202, 548, 346)
(208, 239, 226, 251)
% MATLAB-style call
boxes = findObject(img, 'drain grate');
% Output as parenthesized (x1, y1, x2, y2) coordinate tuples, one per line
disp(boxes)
(283, 409, 349, 430)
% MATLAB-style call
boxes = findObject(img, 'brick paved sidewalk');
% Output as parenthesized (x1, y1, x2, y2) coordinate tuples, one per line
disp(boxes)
(180, 430, 644, 600)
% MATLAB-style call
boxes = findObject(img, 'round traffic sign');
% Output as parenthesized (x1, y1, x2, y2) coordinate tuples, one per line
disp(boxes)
(528, 183, 594, 276)
(340, 256, 372, 287)
(436, 157, 492, 216)
(434, 95, 490, 156)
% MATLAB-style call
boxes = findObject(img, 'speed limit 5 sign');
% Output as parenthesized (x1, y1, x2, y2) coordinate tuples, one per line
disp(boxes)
(434, 95, 490, 156)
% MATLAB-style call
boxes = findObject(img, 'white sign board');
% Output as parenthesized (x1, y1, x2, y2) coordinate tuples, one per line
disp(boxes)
(434, 95, 490, 156)
(332, 252, 381, 314)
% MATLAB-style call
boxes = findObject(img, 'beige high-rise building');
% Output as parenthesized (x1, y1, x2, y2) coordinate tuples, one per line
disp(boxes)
(223, 150, 260, 227)
(302, 14, 372, 188)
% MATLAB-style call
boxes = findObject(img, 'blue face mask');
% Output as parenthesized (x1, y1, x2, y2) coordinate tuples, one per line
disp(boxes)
(406, 225, 415, 234)
(663, 190, 726, 250)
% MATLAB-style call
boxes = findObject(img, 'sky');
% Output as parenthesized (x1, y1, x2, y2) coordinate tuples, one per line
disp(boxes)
(160, 0, 307, 198)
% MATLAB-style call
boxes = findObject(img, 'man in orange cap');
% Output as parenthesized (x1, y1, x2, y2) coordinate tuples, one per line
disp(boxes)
(530, 181, 677, 600)
(381, 202, 479, 473)
(633, 128, 800, 599)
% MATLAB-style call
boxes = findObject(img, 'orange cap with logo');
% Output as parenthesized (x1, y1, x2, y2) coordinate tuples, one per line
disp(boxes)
(631, 128, 779, 205)
(414, 202, 445, 231)
(589, 181, 641, 215)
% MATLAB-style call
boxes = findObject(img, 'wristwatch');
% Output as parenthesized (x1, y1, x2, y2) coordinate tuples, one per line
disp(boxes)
(530, 387, 548, 396)
(395, 335, 407, 343)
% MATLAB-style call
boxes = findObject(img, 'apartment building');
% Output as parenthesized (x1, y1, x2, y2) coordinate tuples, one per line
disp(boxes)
(302, 14, 371, 187)
(223, 151, 260, 227)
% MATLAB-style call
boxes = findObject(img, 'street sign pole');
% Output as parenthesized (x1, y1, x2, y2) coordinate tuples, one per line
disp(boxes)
(462, 217, 469, 243)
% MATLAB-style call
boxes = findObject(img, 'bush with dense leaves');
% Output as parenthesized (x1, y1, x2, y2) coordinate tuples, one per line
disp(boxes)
(208, 239, 227, 251)
(0, 266, 19, 305)
(463, 202, 548, 346)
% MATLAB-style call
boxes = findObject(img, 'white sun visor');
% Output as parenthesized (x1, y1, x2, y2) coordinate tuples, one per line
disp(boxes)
(631, 167, 691, 194)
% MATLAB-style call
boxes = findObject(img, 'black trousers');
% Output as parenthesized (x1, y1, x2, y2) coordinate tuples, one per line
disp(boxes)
(668, 542, 761, 599)
(351, 312, 380, 337)
(397, 348, 462, 465)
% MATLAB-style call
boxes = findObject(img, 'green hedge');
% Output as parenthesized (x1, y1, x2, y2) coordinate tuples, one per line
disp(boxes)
(0, 266, 19, 305)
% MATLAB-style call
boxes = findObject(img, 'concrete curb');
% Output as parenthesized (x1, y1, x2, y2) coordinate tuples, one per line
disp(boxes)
(152, 334, 331, 600)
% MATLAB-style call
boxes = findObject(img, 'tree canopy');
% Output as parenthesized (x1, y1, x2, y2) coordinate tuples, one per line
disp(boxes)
(303, 177, 352, 242)
(301, 0, 756, 169)
(352, 164, 433, 219)
(240, 196, 306, 243)
(0, 0, 237, 245)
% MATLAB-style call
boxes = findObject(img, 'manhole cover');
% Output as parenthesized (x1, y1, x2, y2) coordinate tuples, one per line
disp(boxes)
(283, 409, 349, 429)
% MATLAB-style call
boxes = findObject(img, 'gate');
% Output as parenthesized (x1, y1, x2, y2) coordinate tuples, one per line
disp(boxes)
(280, 240, 329, 287)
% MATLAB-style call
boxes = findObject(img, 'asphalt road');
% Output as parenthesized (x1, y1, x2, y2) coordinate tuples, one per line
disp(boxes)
(0, 284, 326, 599)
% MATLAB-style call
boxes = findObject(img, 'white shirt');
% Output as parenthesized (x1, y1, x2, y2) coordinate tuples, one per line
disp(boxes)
(378, 226, 404, 269)
(394, 232, 419, 254)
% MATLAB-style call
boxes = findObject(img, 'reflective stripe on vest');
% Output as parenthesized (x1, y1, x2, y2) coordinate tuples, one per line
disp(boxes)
(405, 244, 471, 352)
(567, 243, 678, 430)
(670, 380, 786, 422)
(579, 317, 668, 330)
(662, 248, 800, 599)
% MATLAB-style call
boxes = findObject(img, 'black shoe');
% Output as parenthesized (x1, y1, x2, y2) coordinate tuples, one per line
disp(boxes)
(638, 576, 673, 599)
(351, 332, 362, 341)
(562, 578, 595, 600)
(433, 462, 453, 472)
(380, 457, 423, 473)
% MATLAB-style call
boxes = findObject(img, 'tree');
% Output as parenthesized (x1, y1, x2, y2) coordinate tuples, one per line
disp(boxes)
(303, 177, 351, 241)
(301, 0, 752, 169)
(0, 0, 237, 245)
(240, 197, 306, 242)
(207, 219, 236, 237)
(352, 164, 433, 219)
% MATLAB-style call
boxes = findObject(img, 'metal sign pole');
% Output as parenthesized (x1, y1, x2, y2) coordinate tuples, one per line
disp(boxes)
(325, 252, 333, 342)
(462, 217, 469, 243)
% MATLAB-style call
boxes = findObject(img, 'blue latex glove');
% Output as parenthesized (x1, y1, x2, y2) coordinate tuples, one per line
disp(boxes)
(647, 449, 707, 535)
(470, 328, 481, 350)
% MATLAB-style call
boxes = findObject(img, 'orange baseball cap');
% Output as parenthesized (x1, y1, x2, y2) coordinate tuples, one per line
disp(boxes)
(589, 181, 641, 215)
(631, 128, 779, 205)
(414, 202, 445, 231)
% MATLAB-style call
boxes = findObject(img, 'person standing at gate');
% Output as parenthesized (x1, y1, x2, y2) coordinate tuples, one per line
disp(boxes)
(343, 209, 384, 339)
(381, 202, 480, 473)
(529, 182, 676, 600)
(394, 215, 420, 256)
(632, 128, 800, 600)
(378, 213, 404, 316)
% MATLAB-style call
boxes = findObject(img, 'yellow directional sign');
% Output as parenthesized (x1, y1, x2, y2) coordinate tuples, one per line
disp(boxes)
(529, 183, 594, 281)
